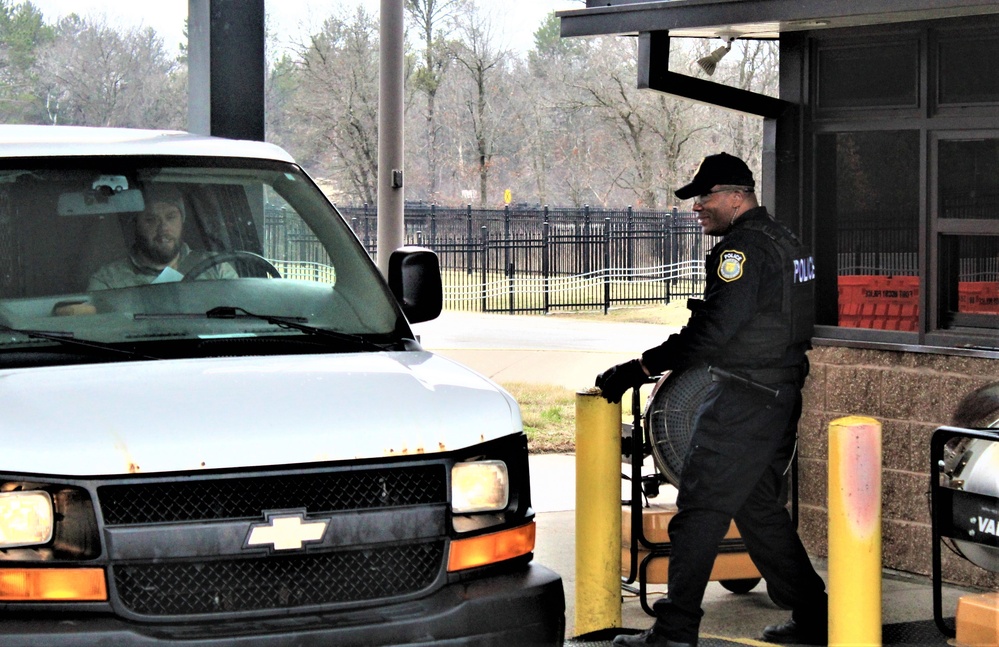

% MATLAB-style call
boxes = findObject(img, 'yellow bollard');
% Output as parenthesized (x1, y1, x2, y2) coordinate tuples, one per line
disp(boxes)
(828, 416, 883, 646)
(574, 388, 622, 636)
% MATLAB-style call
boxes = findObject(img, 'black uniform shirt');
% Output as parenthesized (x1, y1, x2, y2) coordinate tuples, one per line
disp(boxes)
(641, 206, 805, 374)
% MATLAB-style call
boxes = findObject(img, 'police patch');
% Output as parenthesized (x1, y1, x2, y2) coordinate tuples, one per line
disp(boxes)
(718, 250, 745, 282)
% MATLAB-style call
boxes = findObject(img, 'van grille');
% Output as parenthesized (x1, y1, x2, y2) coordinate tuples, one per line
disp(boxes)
(97, 464, 450, 618)
(98, 465, 446, 525)
(113, 540, 445, 616)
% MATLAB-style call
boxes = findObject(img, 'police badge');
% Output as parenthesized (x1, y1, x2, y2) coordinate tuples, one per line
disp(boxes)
(718, 250, 745, 282)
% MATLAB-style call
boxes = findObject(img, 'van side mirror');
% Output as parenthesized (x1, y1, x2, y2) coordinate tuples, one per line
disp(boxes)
(388, 246, 443, 324)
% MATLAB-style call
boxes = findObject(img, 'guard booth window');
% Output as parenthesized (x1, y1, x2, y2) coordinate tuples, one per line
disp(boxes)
(814, 131, 921, 331)
(934, 137, 999, 334)
(816, 41, 919, 110)
(937, 33, 999, 106)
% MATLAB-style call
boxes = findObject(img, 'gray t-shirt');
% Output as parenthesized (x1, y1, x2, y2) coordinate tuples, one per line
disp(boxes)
(88, 244, 238, 290)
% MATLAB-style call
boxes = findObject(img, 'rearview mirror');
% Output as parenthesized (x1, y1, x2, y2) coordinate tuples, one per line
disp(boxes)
(58, 188, 145, 216)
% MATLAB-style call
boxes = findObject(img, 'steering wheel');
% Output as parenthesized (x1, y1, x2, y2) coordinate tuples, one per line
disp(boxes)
(183, 251, 282, 281)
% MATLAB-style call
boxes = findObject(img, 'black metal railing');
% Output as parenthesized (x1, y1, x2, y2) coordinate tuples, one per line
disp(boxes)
(332, 204, 710, 314)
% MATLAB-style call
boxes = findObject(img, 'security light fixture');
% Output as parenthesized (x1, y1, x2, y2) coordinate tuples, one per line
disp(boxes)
(697, 36, 736, 76)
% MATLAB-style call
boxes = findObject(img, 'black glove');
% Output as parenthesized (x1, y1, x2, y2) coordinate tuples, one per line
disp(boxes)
(595, 359, 647, 404)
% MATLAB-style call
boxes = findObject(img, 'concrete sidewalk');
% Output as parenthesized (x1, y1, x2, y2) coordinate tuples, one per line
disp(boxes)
(416, 311, 977, 644)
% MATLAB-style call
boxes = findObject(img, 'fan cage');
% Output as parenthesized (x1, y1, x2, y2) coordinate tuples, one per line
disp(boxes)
(645, 366, 714, 486)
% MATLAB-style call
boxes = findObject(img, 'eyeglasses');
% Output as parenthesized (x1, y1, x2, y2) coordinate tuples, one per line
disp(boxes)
(693, 188, 740, 205)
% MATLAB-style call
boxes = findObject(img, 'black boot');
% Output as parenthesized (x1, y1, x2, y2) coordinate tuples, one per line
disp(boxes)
(761, 617, 827, 645)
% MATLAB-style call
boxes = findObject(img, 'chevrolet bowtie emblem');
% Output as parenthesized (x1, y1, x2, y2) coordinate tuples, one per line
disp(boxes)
(246, 511, 328, 551)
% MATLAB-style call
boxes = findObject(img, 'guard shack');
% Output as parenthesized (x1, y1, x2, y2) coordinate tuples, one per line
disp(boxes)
(558, 0, 999, 592)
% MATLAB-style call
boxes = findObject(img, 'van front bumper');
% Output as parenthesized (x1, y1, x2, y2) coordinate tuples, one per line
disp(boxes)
(0, 564, 565, 646)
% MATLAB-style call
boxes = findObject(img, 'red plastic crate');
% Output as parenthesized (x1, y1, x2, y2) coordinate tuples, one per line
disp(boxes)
(838, 275, 919, 330)
(958, 281, 999, 314)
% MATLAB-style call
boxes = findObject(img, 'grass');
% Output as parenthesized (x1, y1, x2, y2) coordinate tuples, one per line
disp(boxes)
(501, 382, 577, 454)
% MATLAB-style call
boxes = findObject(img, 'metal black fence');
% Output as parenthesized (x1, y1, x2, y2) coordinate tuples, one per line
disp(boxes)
(336, 204, 710, 314)
(836, 211, 919, 277)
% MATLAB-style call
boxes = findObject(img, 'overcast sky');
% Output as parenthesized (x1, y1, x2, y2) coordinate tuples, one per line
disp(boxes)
(26, 0, 584, 56)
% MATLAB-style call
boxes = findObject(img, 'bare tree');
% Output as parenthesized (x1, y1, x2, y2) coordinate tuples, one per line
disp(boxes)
(282, 7, 380, 204)
(450, 2, 509, 207)
(517, 11, 592, 207)
(560, 36, 709, 208)
(405, 0, 463, 204)
(258, 4, 775, 210)
(37, 15, 184, 128)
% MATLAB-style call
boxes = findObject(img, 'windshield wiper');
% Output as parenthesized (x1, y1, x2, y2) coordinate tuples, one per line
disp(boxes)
(0, 324, 160, 360)
(205, 306, 392, 351)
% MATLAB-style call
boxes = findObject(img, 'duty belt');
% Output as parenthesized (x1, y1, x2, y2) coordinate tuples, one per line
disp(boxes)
(707, 365, 805, 399)
(734, 366, 804, 384)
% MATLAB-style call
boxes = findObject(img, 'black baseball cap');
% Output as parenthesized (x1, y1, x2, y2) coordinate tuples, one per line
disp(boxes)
(674, 152, 755, 200)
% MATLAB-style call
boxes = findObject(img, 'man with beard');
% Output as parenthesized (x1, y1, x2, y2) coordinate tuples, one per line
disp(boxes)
(597, 153, 827, 647)
(89, 186, 237, 290)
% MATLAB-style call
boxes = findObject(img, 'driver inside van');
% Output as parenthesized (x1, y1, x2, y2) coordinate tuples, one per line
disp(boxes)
(88, 186, 238, 290)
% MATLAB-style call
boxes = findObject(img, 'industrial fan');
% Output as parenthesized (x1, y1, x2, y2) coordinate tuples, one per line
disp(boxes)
(644, 365, 795, 487)
(939, 436, 999, 571)
(644, 365, 714, 487)
(931, 384, 999, 642)
(641, 365, 769, 596)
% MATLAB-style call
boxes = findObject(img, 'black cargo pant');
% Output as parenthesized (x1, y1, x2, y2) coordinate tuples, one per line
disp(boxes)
(651, 378, 828, 643)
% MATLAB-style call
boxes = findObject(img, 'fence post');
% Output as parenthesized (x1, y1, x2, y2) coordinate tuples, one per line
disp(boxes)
(542, 217, 551, 314)
(466, 204, 473, 276)
(504, 204, 511, 282)
(364, 203, 374, 255)
(603, 217, 611, 315)
(626, 206, 634, 281)
(430, 204, 437, 249)
(669, 206, 680, 303)
(480, 225, 488, 313)
(584, 204, 591, 275)
(508, 261, 515, 315)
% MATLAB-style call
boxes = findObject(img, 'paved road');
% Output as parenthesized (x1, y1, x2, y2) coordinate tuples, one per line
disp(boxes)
(412, 310, 678, 390)
(412, 310, 673, 352)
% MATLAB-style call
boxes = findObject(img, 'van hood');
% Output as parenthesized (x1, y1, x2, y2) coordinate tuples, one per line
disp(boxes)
(0, 352, 521, 476)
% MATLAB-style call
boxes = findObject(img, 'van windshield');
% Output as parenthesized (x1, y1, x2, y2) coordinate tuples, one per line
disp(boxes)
(0, 157, 406, 360)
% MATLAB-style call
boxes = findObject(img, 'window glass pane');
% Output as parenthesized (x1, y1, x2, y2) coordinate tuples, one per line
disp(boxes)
(938, 35, 999, 105)
(815, 131, 921, 330)
(817, 43, 918, 109)
(938, 235, 999, 329)
(939, 139, 999, 220)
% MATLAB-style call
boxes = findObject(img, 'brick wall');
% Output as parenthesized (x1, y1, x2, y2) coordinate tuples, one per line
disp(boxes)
(798, 345, 999, 589)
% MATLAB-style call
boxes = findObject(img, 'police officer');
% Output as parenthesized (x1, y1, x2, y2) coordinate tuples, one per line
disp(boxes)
(597, 153, 828, 647)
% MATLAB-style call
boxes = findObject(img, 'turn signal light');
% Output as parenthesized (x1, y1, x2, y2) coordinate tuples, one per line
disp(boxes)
(0, 568, 107, 601)
(447, 521, 535, 572)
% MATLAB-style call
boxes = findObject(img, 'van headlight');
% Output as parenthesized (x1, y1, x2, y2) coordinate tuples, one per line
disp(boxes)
(0, 491, 54, 548)
(451, 460, 509, 514)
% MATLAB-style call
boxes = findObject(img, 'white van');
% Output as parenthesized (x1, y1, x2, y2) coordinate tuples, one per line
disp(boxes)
(0, 125, 565, 645)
